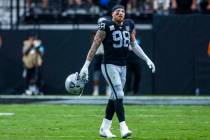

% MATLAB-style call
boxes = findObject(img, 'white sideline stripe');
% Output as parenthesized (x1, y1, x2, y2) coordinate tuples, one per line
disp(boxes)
(4, 24, 152, 30)
(0, 112, 15, 116)
(1, 95, 210, 105)
(2, 95, 210, 100)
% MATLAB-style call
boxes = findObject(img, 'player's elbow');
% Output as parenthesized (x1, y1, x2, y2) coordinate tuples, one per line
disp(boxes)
(130, 40, 138, 48)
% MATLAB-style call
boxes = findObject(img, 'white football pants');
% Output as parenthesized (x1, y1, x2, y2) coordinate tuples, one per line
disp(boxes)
(101, 64, 126, 100)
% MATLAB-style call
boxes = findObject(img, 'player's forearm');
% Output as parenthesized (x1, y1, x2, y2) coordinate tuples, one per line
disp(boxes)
(131, 40, 150, 62)
(85, 30, 106, 65)
(83, 42, 100, 69)
(86, 41, 101, 62)
(81, 46, 99, 73)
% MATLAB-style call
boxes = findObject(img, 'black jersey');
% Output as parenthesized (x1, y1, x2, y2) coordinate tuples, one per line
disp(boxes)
(98, 19, 135, 66)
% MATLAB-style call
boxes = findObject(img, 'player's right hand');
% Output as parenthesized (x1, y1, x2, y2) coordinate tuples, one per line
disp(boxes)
(79, 67, 89, 81)
(79, 60, 90, 81)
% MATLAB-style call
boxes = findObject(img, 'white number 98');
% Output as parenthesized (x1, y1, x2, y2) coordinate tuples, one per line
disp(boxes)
(112, 31, 130, 48)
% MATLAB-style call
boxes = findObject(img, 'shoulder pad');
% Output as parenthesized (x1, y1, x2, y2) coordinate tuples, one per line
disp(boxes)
(124, 18, 135, 32)
(124, 19, 135, 26)
(98, 19, 113, 31)
(98, 20, 107, 30)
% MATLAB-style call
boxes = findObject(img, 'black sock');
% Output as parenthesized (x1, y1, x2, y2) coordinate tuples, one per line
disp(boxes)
(114, 99, 125, 122)
(105, 99, 115, 120)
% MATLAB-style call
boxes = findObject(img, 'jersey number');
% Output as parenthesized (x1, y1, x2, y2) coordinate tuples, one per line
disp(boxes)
(112, 31, 130, 48)
(98, 22, 105, 30)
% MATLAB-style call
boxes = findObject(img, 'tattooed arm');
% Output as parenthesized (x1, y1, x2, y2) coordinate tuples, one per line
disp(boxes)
(86, 30, 106, 62)
(79, 30, 106, 80)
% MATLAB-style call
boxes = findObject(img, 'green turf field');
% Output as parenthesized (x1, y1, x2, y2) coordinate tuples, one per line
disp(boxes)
(0, 105, 210, 140)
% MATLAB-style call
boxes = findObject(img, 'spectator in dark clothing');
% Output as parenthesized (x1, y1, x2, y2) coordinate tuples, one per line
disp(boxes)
(199, 0, 210, 13)
(172, 0, 197, 13)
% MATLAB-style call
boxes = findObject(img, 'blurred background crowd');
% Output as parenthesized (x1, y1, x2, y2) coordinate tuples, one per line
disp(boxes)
(18, 0, 210, 15)
(0, 0, 210, 27)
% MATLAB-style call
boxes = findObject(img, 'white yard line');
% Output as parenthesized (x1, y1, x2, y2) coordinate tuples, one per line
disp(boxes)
(0, 112, 15, 116)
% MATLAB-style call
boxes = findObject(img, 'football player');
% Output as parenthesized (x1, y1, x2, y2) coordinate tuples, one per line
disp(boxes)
(92, 17, 112, 96)
(80, 5, 155, 138)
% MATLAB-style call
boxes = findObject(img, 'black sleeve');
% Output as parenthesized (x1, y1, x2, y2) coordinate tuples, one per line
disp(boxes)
(129, 19, 135, 33)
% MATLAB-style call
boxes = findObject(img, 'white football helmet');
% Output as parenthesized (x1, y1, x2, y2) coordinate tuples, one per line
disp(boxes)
(65, 72, 87, 95)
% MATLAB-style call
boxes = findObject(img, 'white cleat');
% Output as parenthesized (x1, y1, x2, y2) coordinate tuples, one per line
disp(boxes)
(24, 89, 32, 96)
(92, 91, 99, 96)
(120, 121, 132, 138)
(120, 128, 132, 138)
(99, 128, 116, 138)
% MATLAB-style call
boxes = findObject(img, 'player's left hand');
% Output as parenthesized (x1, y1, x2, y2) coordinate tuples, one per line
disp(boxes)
(146, 59, 155, 73)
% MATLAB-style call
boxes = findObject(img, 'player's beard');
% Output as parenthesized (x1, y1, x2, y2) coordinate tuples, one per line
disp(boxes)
(115, 16, 124, 24)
